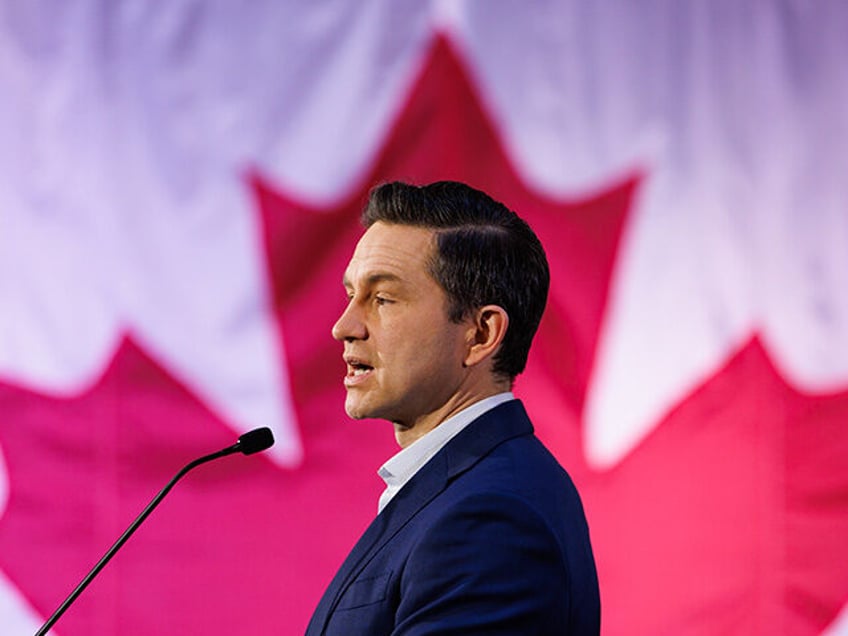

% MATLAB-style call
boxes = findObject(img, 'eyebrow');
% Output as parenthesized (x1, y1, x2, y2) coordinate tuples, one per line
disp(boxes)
(342, 272, 404, 288)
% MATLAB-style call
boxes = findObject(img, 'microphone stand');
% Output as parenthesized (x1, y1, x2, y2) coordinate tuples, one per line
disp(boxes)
(35, 437, 261, 636)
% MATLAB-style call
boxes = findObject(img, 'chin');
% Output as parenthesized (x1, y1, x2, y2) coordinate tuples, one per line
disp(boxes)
(345, 395, 395, 423)
(344, 406, 365, 420)
(344, 398, 372, 420)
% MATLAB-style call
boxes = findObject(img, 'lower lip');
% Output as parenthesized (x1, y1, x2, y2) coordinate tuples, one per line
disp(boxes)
(344, 369, 374, 387)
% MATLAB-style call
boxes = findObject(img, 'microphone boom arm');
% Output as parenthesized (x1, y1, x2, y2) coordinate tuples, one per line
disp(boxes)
(35, 428, 273, 636)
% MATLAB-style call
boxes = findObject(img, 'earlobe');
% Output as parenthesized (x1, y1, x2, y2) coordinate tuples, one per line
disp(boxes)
(464, 305, 509, 368)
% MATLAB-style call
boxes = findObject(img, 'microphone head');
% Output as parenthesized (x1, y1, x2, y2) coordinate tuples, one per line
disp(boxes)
(237, 427, 275, 455)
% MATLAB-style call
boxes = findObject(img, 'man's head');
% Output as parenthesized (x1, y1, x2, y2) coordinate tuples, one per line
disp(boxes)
(362, 180, 550, 381)
(332, 180, 549, 445)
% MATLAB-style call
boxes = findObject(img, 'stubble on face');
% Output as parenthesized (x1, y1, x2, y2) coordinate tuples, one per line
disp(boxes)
(333, 222, 477, 444)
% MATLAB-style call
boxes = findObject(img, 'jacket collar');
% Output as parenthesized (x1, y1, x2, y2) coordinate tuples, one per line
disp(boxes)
(309, 399, 532, 633)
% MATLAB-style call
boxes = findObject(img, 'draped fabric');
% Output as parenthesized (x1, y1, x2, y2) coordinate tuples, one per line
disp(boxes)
(1, 2, 846, 634)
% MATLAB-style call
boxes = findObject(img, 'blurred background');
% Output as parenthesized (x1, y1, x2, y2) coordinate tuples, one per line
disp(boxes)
(1, 1, 847, 634)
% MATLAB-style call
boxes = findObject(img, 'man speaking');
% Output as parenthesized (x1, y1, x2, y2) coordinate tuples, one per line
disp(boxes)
(305, 181, 600, 635)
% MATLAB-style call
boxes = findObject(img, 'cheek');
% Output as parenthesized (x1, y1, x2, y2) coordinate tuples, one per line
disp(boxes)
(375, 312, 465, 378)
(407, 325, 466, 376)
(376, 326, 434, 376)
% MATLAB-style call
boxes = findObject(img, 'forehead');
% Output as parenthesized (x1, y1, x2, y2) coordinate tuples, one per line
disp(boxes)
(344, 222, 436, 285)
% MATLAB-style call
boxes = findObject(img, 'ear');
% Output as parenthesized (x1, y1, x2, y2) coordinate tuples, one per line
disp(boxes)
(464, 305, 509, 368)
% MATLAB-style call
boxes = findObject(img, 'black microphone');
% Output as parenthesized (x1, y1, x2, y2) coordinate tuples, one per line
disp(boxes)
(35, 427, 275, 636)
(229, 426, 275, 455)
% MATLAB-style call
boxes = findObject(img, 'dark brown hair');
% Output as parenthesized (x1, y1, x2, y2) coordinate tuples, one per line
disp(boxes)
(362, 181, 549, 381)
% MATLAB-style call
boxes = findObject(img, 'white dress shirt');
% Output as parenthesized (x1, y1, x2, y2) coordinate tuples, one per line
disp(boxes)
(376, 392, 515, 514)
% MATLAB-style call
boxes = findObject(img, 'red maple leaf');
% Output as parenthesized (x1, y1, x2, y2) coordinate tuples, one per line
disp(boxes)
(252, 33, 637, 632)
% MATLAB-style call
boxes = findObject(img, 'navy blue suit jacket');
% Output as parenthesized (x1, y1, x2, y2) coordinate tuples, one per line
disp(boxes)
(305, 400, 600, 635)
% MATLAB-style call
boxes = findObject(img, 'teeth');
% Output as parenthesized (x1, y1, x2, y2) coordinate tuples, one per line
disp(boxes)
(352, 367, 370, 376)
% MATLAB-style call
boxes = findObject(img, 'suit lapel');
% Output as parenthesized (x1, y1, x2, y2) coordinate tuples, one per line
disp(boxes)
(440, 399, 532, 480)
(308, 454, 450, 634)
(308, 400, 533, 634)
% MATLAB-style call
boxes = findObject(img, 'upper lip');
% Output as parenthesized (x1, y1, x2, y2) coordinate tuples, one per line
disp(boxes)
(343, 354, 373, 369)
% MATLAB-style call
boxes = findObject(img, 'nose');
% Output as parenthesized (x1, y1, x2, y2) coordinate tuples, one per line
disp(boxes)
(332, 300, 367, 342)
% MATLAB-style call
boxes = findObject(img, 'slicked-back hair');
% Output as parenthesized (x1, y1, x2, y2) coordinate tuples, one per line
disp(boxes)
(362, 180, 550, 382)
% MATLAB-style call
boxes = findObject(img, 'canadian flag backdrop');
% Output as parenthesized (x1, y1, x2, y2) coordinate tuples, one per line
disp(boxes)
(1, 2, 847, 634)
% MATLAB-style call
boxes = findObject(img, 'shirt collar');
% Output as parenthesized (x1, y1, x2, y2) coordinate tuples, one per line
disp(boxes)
(377, 392, 515, 511)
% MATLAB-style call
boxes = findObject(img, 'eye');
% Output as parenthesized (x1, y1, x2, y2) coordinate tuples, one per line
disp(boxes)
(375, 295, 393, 306)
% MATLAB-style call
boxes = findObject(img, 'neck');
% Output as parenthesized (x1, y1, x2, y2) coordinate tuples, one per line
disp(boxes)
(392, 384, 510, 448)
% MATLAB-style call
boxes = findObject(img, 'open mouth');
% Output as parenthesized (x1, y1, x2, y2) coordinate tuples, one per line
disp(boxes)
(349, 362, 372, 376)
(345, 359, 374, 384)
